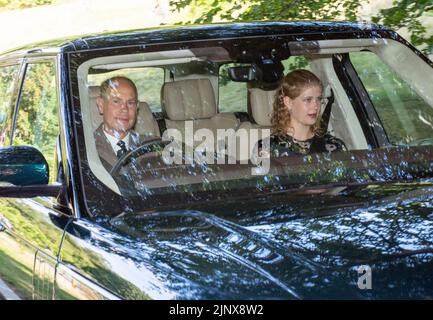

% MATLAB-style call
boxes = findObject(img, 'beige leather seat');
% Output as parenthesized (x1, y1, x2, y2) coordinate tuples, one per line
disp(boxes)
(88, 85, 160, 137)
(236, 87, 276, 161)
(162, 79, 239, 152)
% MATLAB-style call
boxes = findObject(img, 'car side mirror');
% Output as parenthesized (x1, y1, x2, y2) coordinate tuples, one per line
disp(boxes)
(0, 146, 49, 186)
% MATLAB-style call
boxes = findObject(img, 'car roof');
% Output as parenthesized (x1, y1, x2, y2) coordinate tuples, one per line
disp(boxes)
(0, 21, 392, 58)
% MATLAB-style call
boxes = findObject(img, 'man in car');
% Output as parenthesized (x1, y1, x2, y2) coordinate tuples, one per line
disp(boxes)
(94, 76, 147, 172)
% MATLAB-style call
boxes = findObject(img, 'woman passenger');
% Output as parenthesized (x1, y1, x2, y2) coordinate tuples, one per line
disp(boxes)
(265, 69, 346, 156)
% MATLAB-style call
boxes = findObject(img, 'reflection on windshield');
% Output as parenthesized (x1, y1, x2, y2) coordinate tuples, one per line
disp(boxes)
(99, 180, 433, 298)
(74, 38, 433, 218)
(246, 184, 433, 298)
(105, 145, 433, 214)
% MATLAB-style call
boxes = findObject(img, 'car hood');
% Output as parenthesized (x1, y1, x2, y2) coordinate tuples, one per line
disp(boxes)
(89, 182, 433, 299)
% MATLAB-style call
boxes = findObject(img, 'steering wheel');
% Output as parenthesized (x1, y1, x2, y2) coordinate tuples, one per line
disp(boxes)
(109, 138, 171, 176)
(110, 137, 235, 176)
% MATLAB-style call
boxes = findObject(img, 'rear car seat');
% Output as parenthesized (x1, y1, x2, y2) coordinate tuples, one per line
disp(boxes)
(236, 87, 276, 161)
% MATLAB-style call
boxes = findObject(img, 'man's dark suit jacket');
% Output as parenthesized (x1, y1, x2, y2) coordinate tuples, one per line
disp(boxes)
(94, 124, 149, 172)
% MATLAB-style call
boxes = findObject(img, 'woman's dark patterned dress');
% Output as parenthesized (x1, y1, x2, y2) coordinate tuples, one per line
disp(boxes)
(259, 133, 346, 157)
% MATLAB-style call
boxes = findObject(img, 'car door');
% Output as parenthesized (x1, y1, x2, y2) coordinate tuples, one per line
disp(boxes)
(0, 57, 72, 300)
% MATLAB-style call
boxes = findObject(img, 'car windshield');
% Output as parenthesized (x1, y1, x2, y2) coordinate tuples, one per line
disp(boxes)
(70, 34, 433, 217)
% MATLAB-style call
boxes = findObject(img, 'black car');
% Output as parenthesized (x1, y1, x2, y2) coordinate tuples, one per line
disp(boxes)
(0, 21, 433, 300)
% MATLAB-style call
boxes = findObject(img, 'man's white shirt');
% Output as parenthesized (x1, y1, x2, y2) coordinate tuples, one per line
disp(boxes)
(103, 129, 130, 154)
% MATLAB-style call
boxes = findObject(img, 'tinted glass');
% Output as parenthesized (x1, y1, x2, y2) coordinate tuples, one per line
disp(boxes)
(218, 57, 310, 113)
(13, 62, 58, 182)
(282, 56, 310, 72)
(350, 51, 433, 146)
(218, 63, 248, 112)
(72, 38, 433, 219)
(89, 67, 164, 112)
(0, 64, 19, 147)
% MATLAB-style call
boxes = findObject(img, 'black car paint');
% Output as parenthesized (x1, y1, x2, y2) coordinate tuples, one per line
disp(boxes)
(55, 181, 433, 299)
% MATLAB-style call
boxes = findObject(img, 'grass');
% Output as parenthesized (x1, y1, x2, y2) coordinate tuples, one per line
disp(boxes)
(0, 246, 33, 299)
(0, 245, 75, 300)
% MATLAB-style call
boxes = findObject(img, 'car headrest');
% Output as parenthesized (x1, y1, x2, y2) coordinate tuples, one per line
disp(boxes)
(89, 85, 103, 131)
(248, 87, 276, 127)
(162, 79, 217, 121)
(135, 101, 160, 137)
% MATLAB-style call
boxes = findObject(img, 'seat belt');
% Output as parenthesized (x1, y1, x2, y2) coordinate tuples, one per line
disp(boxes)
(320, 88, 334, 132)
(234, 111, 251, 123)
(157, 118, 167, 135)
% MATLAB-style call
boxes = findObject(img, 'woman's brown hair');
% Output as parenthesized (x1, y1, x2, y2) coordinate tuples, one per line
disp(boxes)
(271, 69, 323, 137)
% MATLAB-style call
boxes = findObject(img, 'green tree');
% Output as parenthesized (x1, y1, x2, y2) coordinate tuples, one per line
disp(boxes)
(0, 65, 19, 146)
(14, 63, 59, 181)
(170, 0, 433, 55)
(372, 0, 433, 54)
(171, 0, 365, 23)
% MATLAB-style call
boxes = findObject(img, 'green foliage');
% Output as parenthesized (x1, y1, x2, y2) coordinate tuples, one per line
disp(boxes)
(350, 51, 433, 144)
(0, 65, 19, 146)
(89, 67, 165, 112)
(372, 0, 433, 54)
(13, 63, 59, 181)
(59, 236, 151, 299)
(170, 0, 367, 24)
(282, 56, 309, 71)
(170, 0, 433, 55)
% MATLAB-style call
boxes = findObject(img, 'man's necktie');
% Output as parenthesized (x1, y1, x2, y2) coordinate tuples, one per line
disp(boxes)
(116, 140, 128, 159)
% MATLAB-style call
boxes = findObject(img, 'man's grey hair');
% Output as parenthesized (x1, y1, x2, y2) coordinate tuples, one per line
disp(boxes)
(99, 76, 138, 99)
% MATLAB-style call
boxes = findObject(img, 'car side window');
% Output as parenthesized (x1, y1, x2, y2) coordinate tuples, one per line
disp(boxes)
(13, 61, 59, 182)
(88, 67, 164, 112)
(0, 64, 20, 147)
(218, 63, 248, 113)
(350, 51, 433, 146)
(282, 56, 310, 73)
(218, 57, 311, 113)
